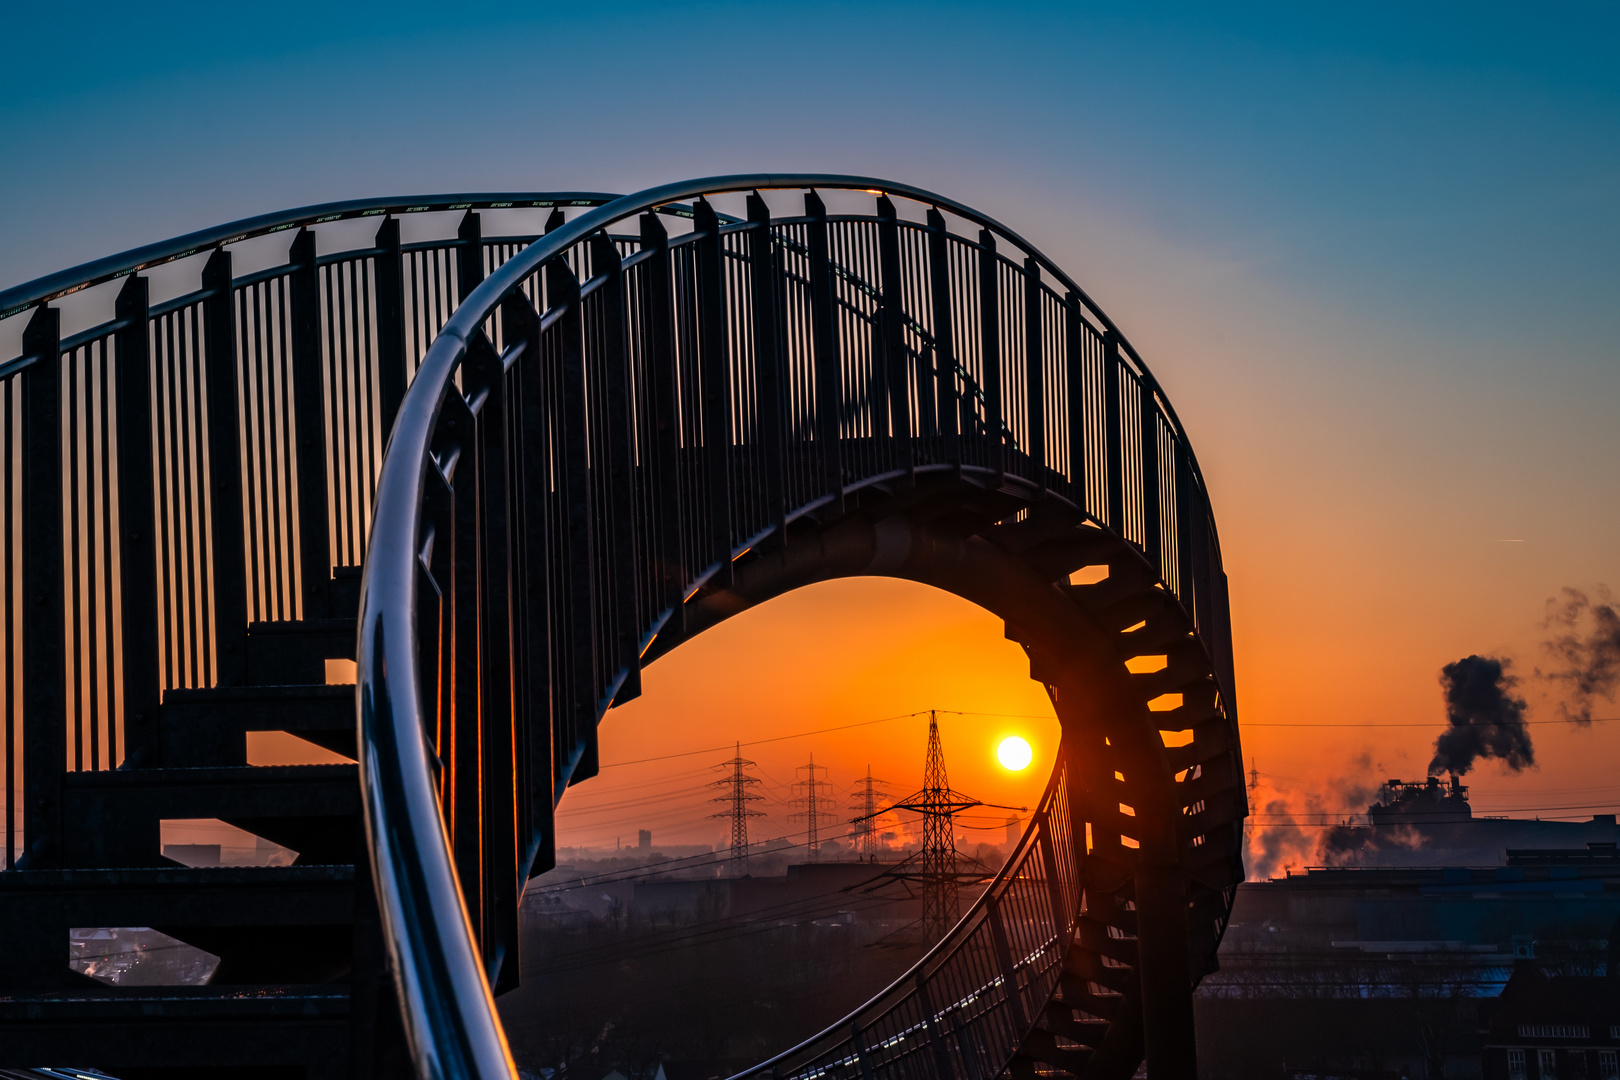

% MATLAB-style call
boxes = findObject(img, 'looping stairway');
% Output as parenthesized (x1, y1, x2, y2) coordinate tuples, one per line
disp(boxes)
(0, 176, 1245, 1080)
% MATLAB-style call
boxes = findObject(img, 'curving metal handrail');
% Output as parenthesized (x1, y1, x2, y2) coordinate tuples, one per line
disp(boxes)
(0, 191, 620, 320)
(358, 174, 1244, 1079)
(733, 747, 1080, 1080)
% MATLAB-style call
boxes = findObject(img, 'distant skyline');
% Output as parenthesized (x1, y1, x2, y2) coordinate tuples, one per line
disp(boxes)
(5, 2, 1617, 862)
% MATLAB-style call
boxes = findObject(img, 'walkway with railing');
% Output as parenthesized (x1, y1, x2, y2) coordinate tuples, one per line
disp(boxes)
(0, 176, 1246, 1080)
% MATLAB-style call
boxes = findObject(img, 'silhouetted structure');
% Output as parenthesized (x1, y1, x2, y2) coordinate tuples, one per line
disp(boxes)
(1481, 960, 1620, 1080)
(881, 712, 989, 941)
(0, 175, 1245, 1080)
(850, 767, 890, 862)
(713, 744, 765, 875)
(792, 755, 835, 859)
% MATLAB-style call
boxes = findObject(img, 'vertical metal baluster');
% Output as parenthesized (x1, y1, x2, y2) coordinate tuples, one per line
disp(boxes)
(638, 213, 686, 624)
(4, 377, 14, 866)
(358, 257, 379, 524)
(926, 209, 960, 475)
(178, 308, 203, 685)
(289, 229, 332, 619)
(1175, 443, 1197, 616)
(95, 339, 118, 767)
(464, 330, 519, 992)
(87, 344, 108, 769)
(375, 216, 408, 441)
(244, 287, 267, 621)
(693, 199, 733, 587)
(916, 968, 957, 1080)
(501, 292, 554, 877)
(457, 211, 483, 303)
(268, 282, 290, 618)
(1140, 382, 1161, 576)
(591, 234, 643, 706)
(1102, 331, 1125, 534)
(84, 345, 101, 770)
(548, 260, 599, 786)
(202, 250, 248, 684)
(804, 192, 844, 514)
(422, 463, 455, 803)
(21, 305, 65, 866)
(1024, 258, 1045, 490)
(330, 264, 354, 564)
(875, 196, 913, 486)
(746, 194, 789, 540)
(67, 346, 83, 770)
(154, 316, 175, 689)
(849, 1019, 876, 1080)
(1064, 294, 1088, 512)
(977, 230, 1002, 477)
(440, 389, 483, 942)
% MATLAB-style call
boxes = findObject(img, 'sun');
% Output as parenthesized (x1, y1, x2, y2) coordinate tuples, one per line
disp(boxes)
(996, 735, 1033, 772)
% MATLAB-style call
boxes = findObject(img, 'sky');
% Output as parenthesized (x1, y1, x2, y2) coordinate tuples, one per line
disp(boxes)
(3, 2, 1617, 870)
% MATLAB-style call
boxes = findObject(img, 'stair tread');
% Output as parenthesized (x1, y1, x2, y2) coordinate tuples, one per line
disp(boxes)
(66, 763, 356, 786)
(247, 619, 355, 634)
(165, 683, 353, 703)
(0, 986, 350, 1012)
(0, 864, 353, 888)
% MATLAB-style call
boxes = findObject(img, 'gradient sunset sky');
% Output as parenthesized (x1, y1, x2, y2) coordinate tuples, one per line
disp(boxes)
(3, 3, 1617, 869)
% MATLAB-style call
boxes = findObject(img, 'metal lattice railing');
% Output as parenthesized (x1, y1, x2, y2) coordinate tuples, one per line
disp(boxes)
(0, 192, 617, 866)
(735, 750, 1080, 1080)
(355, 174, 1240, 1078)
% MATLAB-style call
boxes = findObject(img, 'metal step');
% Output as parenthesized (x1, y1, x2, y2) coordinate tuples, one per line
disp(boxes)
(61, 765, 360, 869)
(245, 619, 357, 686)
(160, 684, 357, 767)
(0, 987, 351, 1077)
(0, 865, 356, 991)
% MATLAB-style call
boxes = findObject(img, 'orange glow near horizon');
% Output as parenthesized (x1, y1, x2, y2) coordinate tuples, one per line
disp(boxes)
(555, 577, 1061, 855)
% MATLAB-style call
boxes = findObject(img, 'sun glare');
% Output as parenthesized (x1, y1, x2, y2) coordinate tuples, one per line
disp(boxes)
(997, 735, 1033, 772)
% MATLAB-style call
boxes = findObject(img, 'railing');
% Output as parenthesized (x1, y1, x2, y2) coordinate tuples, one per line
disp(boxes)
(734, 750, 1080, 1080)
(356, 174, 1237, 1078)
(0, 192, 617, 866)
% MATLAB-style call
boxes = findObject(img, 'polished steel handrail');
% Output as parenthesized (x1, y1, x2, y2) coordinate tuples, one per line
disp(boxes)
(730, 748, 1079, 1080)
(357, 174, 1241, 1079)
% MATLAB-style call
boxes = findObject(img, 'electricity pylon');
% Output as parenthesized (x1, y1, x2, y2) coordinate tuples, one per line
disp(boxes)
(711, 742, 764, 876)
(849, 766, 890, 862)
(880, 711, 1008, 942)
(792, 754, 837, 859)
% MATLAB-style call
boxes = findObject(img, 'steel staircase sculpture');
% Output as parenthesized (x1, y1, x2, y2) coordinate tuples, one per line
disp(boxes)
(0, 175, 1245, 1080)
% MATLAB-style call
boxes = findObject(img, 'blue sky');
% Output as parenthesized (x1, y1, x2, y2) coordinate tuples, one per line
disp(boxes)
(4, 1, 1618, 801)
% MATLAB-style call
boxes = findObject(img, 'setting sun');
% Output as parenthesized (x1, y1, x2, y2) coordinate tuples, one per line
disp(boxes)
(996, 735, 1033, 772)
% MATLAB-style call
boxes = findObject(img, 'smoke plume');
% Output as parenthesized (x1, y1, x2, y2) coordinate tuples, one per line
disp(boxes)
(1541, 587, 1620, 725)
(1248, 797, 1316, 880)
(1428, 655, 1533, 776)
(1244, 753, 1382, 879)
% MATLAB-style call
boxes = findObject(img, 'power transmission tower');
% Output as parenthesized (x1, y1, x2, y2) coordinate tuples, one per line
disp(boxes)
(792, 754, 837, 858)
(711, 742, 765, 876)
(883, 711, 1000, 942)
(849, 766, 890, 862)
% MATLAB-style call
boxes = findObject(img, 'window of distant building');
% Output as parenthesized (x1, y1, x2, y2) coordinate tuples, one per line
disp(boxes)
(1599, 1049, 1618, 1080)
(1510, 1049, 1528, 1080)
(1542, 1049, 1560, 1078)
(1522, 1025, 1593, 1039)
(1573, 1051, 1591, 1080)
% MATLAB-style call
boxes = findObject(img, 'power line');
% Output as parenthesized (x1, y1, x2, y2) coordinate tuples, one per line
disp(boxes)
(597, 708, 1058, 769)
(1245, 718, 1620, 729)
(711, 743, 764, 877)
